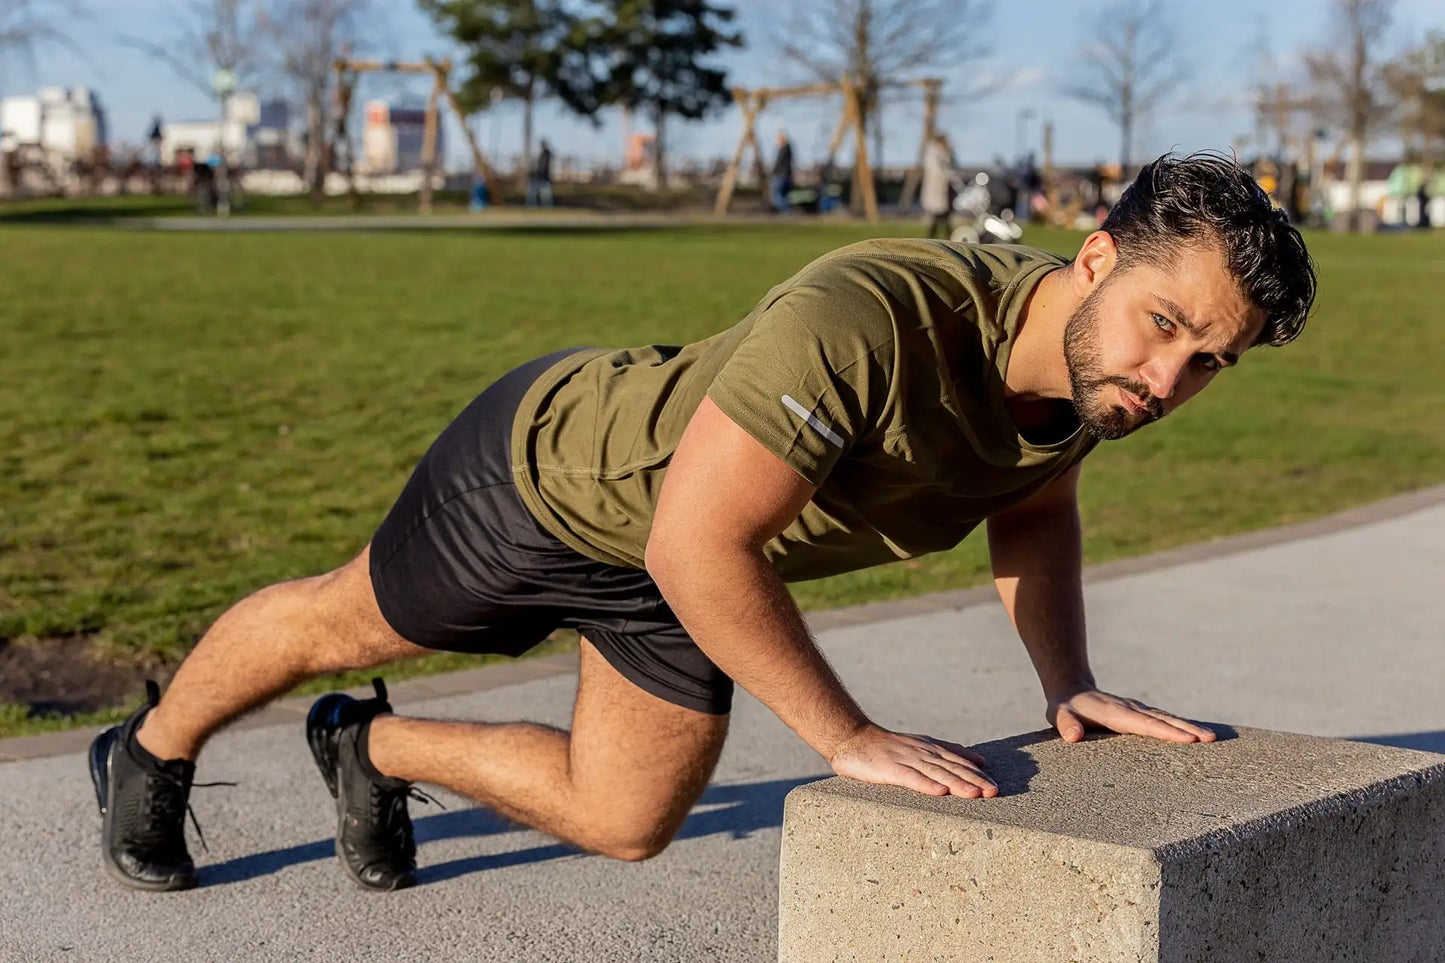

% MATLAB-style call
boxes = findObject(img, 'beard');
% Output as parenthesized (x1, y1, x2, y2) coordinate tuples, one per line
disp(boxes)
(1063, 284, 1165, 441)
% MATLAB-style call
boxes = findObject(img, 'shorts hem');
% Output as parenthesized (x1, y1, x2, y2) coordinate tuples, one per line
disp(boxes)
(583, 630, 733, 716)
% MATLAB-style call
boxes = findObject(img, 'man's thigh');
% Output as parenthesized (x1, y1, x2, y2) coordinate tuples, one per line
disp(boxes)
(567, 636, 730, 854)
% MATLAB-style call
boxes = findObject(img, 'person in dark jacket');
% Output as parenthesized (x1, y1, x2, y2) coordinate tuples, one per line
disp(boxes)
(771, 131, 794, 212)
(528, 139, 554, 208)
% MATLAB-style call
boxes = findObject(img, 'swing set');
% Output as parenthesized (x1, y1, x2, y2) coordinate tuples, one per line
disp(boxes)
(330, 56, 495, 213)
(714, 76, 944, 222)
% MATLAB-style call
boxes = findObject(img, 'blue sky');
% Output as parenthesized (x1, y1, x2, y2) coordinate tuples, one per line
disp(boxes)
(7, 0, 1442, 170)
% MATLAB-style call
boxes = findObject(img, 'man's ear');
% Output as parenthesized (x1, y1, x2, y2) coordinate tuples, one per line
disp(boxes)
(1072, 231, 1119, 295)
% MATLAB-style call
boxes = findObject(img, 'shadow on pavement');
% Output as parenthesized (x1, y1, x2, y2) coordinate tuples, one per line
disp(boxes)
(1351, 730, 1445, 754)
(417, 775, 824, 885)
(200, 774, 825, 889)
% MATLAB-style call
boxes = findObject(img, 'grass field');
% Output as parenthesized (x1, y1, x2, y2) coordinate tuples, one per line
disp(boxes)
(2, 219, 1442, 737)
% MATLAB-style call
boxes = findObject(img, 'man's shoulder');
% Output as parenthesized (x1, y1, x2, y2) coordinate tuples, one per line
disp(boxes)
(812, 238, 1066, 274)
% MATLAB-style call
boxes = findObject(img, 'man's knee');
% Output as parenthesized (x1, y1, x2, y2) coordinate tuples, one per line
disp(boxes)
(582, 798, 691, 862)
(591, 821, 677, 862)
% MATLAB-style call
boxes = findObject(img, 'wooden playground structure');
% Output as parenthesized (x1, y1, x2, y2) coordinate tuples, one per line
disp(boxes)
(714, 76, 944, 223)
(330, 57, 494, 213)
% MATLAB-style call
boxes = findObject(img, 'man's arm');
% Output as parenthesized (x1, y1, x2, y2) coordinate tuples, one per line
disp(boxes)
(647, 397, 997, 798)
(987, 465, 1216, 744)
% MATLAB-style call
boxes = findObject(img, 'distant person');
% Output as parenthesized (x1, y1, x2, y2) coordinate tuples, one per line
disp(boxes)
(528, 139, 554, 208)
(1087, 162, 1109, 223)
(90, 153, 1316, 901)
(1017, 153, 1041, 221)
(994, 154, 1020, 217)
(772, 131, 794, 212)
(1417, 182, 1432, 230)
(146, 116, 164, 169)
(920, 133, 957, 238)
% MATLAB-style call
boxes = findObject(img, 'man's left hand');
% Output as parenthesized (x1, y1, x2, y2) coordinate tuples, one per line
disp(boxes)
(1047, 687, 1216, 744)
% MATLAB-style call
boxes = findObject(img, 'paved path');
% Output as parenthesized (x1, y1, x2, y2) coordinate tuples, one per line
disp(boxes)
(2, 489, 1441, 962)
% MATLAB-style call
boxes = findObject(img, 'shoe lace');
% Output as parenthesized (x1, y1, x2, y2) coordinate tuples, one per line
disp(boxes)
(370, 783, 445, 850)
(143, 770, 236, 855)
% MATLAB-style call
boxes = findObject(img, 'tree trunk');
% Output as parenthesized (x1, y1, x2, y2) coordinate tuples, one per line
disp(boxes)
(1348, 14, 1368, 232)
(307, 85, 326, 208)
(1120, 111, 1133, 174)
(853, 100, 871, 214)
(1347, 129, 1364, 230)
(873, 104, 884, 175)
(654, 108, 667, 190)
(523, 83, 535, 176)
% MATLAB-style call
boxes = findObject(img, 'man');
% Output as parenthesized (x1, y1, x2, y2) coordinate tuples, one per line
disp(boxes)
(771, 130, 794, 212)
(90, 152, 1315, 892)
(921, 132, 958, 238)
(527, 139, 554, 209)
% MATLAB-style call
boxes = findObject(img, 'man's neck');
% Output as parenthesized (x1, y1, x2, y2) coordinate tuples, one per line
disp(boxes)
(1006, 265, 1075, 404)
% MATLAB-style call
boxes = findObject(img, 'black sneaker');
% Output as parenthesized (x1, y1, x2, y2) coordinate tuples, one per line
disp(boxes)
(307, 678, 431, 891)
(89, 681, 198, 892)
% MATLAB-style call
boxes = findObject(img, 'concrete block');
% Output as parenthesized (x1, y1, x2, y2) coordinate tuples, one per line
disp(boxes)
(779, 727, 1445, 962)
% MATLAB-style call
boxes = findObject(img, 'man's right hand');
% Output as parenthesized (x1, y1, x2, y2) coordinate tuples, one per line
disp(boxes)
(829, 724, 998, 798)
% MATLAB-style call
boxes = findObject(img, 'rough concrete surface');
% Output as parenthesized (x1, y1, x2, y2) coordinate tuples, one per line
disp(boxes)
(779, 729, 1445, 962)
(0, 496, 1441, 962)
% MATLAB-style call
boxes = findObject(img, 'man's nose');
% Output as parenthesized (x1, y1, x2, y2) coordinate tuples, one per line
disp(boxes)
(1140, 354, 1188, 400)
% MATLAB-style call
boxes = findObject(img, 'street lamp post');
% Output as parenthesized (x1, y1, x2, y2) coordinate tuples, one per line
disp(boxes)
(1016, 108, 1037, 161)
(211, 68, 237, 217)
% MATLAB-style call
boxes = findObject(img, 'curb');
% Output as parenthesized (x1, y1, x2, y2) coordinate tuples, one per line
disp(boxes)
(3, 483, 1441, 764)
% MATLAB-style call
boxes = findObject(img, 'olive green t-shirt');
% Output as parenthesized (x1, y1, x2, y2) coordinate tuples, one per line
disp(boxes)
(510, 239, 1095, 582)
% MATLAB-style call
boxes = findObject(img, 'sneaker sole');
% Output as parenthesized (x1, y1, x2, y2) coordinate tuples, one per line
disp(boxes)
(333, 832, 417, 893)
(88, 729, 197, 893)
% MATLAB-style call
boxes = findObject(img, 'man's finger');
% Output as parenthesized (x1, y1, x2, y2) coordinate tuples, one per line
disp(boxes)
(914, 759, 992, 798)
(1054, 705, 1086, 743)
(1106, 705, 1198, 742)
(923, 738, 987, 767)
(1141, 708, 1216, 742)
(877, 763, 950, 797)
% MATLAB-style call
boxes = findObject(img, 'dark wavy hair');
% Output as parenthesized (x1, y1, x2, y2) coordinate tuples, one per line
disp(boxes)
(1101, 151, 1317, 347)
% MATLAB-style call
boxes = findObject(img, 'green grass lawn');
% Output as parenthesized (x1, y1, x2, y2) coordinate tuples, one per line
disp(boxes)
(2, 221, 1442, 737)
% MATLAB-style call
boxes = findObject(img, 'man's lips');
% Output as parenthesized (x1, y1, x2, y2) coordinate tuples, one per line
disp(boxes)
(1117, 386, 1150, 416)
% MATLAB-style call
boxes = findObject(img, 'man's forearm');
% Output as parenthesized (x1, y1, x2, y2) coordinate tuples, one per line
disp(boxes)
(648, 548, 869, 760)
(987, 502, 1096, 700)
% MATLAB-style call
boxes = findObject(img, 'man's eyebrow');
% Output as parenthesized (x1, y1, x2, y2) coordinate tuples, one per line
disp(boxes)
(1155, 296, 1200, 334)
(1156, 296, 1238, 366)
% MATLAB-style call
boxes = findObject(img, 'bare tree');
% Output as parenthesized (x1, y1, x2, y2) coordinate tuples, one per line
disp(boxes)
(0, 0, 86, 71)
(1384, 31, 1445, 169)
(777, 0, 992, 168)
(1, 1, 88, 196)
(1063, 0, 1188, 171)
(1305, 0, 1394, 230)
(122, 0, 268, 215)
(265, 0, 371, 205)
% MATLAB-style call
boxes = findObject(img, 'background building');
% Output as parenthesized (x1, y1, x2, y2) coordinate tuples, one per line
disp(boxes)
(158, 93, 300, 169)
(360, 99, 440, 174)
(0, 87, 108, 164)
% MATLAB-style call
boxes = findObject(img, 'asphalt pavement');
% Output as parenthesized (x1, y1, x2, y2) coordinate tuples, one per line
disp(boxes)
(1, 488, 1441, 962)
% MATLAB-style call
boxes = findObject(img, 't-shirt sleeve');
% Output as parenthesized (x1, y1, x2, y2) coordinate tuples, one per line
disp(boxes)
(706, 284, 895, 487)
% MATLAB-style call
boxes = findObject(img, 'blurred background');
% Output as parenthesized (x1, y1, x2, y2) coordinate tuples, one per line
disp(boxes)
(0, 0, 1440, 229)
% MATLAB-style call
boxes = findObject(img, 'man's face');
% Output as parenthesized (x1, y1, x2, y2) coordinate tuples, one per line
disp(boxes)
(1063, 243, 1265, 440)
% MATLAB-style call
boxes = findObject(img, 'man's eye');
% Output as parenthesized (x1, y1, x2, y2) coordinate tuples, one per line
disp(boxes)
(1152, 313, 1174, 333)
(1195, 354, 1222, 372)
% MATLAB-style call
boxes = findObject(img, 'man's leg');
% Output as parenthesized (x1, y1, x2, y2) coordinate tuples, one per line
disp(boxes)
(367, 636, 729, 861)
(137, 543, 428, 763)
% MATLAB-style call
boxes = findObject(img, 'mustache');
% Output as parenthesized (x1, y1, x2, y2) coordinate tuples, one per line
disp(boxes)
(1087, 375, 1165, 421)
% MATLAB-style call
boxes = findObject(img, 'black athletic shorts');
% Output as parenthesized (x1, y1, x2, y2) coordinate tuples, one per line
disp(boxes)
(369, 348, 733, 715)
